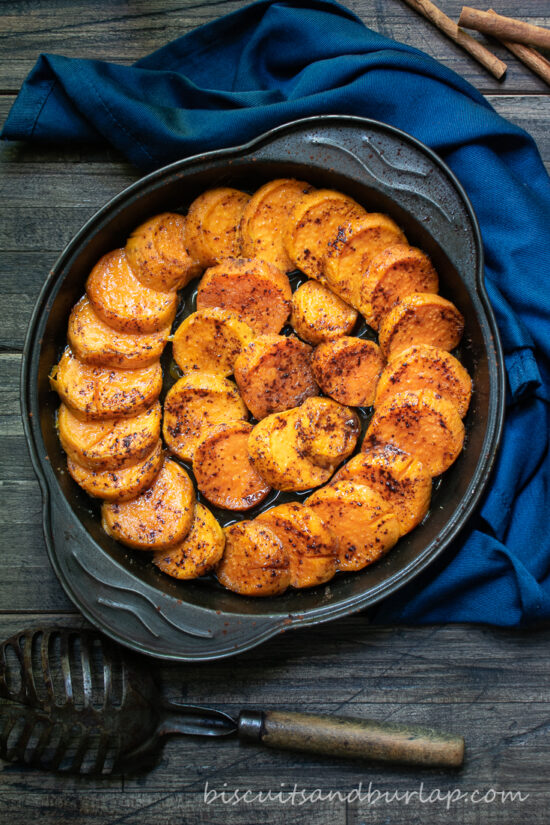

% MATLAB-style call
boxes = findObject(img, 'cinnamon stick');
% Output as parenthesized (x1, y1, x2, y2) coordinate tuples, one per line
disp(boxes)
(459, 7, 550, 51)
(499, 40, 550, 87)
(401, 0, 507, 79)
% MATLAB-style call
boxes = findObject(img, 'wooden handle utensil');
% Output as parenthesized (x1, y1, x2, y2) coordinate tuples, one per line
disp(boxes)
(238, 709, 464, 768)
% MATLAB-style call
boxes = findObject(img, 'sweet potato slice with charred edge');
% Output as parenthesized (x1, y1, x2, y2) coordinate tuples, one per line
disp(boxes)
(374, 344, 472, 418)
(216, 520, 291, 597)
(57, 401, 161, 472)
(312, 336, 384, 407)
(256, 502, 337, 589)
(153, 503, 225, 580)
(295, 396, 360, 469)
(172, 308, 255, 377)
(290, 280, 358, 345)
(196, 257, 292, 335)
(360, 244, 439, 330)
(193, 421, 271, 511)
(324, 213, 407, 308)
(67, 439, 163, 502)
(102, 457, 195, 550)
(234, 334, 318, 420)
(240, 178, 315, 272)
(68, 296, 170, 370)
(363, 389, 465, 477)
(333, 448, 432, 536)
(51, 348, 162, 421)
(86, 249, 178, 334)
(378, 293, 464, 361)
(186, 187, 250, 267)
(306, 480, 400, 572)
(248, 408, 333, 492)
(284, 189, 366, 282)
(125, 212, 202, 293)
(163, 373, 248, 463)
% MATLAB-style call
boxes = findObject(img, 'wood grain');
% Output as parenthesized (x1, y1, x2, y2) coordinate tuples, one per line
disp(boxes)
(0, 1, 549, 822)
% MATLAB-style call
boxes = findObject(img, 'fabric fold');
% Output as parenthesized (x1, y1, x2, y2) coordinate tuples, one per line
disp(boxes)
(3, 0, 550, 625)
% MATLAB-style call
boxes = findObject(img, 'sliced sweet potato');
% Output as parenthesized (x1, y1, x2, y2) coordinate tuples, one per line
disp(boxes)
(102, 457, 195, 550)
(193, 421, 271, 511)
(360, 244, 439, 330)
(240, 178, 314, 272)
(51, 348, 163, 420)
(333, 448, 432, 535)
(311, 336, 384, 406)
(67, 438, 163, 502)
(290, 280, 358, 345)
(86, 249, 178, 334)
(306, 480, 400, 572)
(68, 296, 170, 369)
(57, 401, 161, 471)
(248, 408, 333, 492)
(172, 308, 255, 377)
(196, 257, 292, 335)
(284, 189, 367, 282)
(296, 396, 360, 469)
(163, 373, 248, 462)
(153, 503, 225, 580)
(324, 213, 407, 307)
(363, 389, 465, 476)
(374, 344, 472, 417)
(125, 212, 202, 292)
(378, 293, 464, 361)
(216, 520, 290, 597)
(256, 502, 337, 588)
(185, 187, 250, 267)
(234, 334, 318, 419)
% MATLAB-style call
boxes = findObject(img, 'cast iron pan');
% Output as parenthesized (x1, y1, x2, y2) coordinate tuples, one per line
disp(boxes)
(21, 116, 505, 661)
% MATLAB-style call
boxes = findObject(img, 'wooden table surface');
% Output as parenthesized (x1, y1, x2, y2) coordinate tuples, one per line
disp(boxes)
(1, 1, 549, 823)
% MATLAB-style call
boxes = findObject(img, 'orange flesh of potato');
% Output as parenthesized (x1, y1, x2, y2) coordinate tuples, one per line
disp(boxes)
(256, 502, 337, 588)
(153, 503, 225, 580)
(375, 344, 472, 418)
(185, 187, 250, 267)
(102, 457, 195, 550)
(196, 257, 292, 335)
(306, 480, 400, 572)
(86, 249, 178, 334)
(172, 308, 255, 377)
(163, 373, 248, 462)
(333, 447, 432, 535)
(125, 212, 202, 292)
(68, 296, 170, 369)
(378, 292, 464, 361)
(234, 334, 318, 420)
(248, 408, 333, 492)
(57, 401, 161, 471)
(216, 520, 290, 597)
(51, 348, 163, 420)
(312, 336, 385, 406)
(324, 213, 407, 308)
(290, 280, 358, 345)
(284, 189, 367, 282)
(363, 388, 465, 477)
(240, 178, 315, 272)
(193, 421, 271, 511)
(360, 244, 439, 330)
(67, 439, 163, 502)
(296, 396, 360, 469)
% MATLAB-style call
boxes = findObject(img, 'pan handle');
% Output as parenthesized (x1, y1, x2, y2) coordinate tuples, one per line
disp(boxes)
(237, 709, 464, 768)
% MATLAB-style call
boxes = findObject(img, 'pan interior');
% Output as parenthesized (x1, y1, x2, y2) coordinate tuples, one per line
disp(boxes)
(35, 154, 491, 619)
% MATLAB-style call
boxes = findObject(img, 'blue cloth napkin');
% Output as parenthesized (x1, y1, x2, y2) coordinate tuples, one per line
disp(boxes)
(3, 0, 550, 626)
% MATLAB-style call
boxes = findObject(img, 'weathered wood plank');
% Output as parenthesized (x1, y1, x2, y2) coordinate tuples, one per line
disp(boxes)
(0, 0, 549, 94)
(0, 615, 548, 824)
